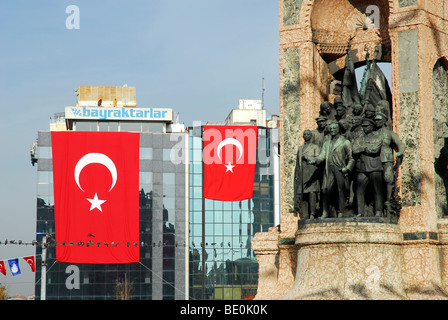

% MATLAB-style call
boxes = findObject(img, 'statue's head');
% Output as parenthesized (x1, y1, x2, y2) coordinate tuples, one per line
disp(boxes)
(352, 103, 363, 116)
(327, 121, 340, 136)
(334, 96, 343, 107)
(316, 116, 328, 130)
(320, 101, 333, 114)
(303, 129, 312, 142)
(364, 103, 375, 118)
(336, 104, 346, 117)
(374, 112, 387, 128)
(338, 118, 350, 131)
(352, 115, 363, 127)
(361, 118, 376, 134)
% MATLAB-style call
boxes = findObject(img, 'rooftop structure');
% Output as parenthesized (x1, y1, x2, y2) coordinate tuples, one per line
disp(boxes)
(75, 85, 136, 108)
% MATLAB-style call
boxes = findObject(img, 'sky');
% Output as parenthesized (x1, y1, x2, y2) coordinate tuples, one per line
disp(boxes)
(0, 1, 392, 297)
(0, 0, 280, 296)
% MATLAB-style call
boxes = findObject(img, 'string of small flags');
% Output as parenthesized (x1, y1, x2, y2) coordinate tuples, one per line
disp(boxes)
(0, 255, 36, 277)
(1, 239, 188, 248)
(0, 239, 247, 248)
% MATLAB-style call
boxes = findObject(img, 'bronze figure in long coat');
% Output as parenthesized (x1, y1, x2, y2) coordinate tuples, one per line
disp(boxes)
(309, 122, 355, 218)
(294, 130, 321, 219)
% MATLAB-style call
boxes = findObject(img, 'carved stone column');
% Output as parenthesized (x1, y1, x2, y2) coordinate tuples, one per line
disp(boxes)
(252, 227, 280, 300)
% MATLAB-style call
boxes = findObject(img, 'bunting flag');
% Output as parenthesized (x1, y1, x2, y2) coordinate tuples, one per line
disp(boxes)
(23, 256, 35, 272)
(8, 258, 21, 276)
(0, 256, 36, 276)
(0, 261, 6, 276)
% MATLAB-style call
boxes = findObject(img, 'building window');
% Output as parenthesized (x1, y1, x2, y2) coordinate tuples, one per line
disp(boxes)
(120, 121, 141, 132)
(38, 146, 52, 159)
(75, 120, 98, 131)
(140, 148, 153, 160)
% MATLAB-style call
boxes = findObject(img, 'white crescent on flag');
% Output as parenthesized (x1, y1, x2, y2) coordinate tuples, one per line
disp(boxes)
(216, 138, 243, 162)
(74, 153, 118, 212)
(74, 153, 117, 192)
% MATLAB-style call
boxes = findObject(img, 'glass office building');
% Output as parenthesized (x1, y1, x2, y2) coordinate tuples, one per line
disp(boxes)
(188, 126, 277, 300)
(32, 88, 278, 300)
(34, 107, 188, 300)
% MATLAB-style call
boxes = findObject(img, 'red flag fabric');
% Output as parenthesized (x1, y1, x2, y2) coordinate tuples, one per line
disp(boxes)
(203, 126, 257, 201)
(51, 131, 140, 264)
(0, 261, 6, 276)
(23, 256, 35, 272)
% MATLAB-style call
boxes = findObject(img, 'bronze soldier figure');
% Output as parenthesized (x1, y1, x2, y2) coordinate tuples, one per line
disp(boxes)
(374, 112, 405, 215)
(311, 116, 329, 148)
(352, 118, 384, 217)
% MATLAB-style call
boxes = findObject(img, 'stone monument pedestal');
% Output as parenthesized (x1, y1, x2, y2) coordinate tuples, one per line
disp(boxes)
(281, 219, 407, 300)
(260, 0, 448, 300)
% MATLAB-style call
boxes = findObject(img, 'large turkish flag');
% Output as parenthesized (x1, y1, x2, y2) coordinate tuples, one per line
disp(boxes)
(203, 126, 257, 201)
(51, 131, 140, 264)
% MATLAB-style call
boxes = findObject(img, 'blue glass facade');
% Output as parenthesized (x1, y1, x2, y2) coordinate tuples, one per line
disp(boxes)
(188, 126, 276, 300)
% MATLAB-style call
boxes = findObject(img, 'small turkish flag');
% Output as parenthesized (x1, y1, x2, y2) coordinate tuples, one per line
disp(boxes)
(0, 261, 6, 276)
(51, 132, 140, 264)
(203, 126, 257, 201)
(23, 256, 35, 272)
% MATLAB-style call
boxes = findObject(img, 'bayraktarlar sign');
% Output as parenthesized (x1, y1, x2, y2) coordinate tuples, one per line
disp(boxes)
(65, 106, 173, 121)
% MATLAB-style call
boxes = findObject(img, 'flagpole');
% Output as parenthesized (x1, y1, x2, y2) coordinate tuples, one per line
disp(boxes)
(201, 125, 206, 300)
(40, 222, 49, 300)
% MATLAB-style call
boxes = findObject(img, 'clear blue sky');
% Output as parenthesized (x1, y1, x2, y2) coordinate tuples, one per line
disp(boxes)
(0, 0, 280, 296)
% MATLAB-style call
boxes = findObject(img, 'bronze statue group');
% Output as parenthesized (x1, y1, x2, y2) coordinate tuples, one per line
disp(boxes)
(293, 97, 405, 221)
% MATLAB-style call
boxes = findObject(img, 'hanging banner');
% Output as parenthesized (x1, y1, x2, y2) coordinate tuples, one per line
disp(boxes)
(203, 126, 257, 201)
(52, 131, 140, 264)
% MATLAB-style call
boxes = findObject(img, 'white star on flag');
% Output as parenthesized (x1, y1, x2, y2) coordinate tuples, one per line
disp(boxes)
(87, 193, 106, 212)
(224, 161, 235, 173)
